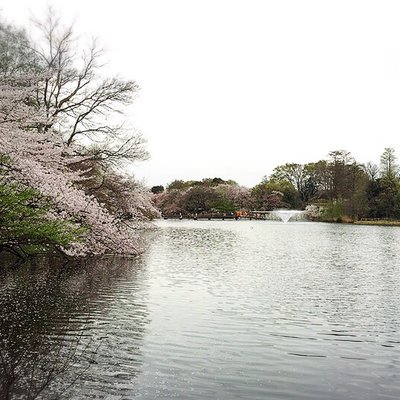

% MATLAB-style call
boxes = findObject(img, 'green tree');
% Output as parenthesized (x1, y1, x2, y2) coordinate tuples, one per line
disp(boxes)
(0, 180, 84, 256)
(251, 178, 301, 210)
(151, 185, 164, 194)
(212, 186, 236, 212)
(369, 178, 400, 219)
(270, 162, 322, 204)
(167, 180, 192, 190)
(380, 147, 398, 182)
(366, 148, 400, 219)
(183, 186, 219, 213)
(327, 150, 355, 200)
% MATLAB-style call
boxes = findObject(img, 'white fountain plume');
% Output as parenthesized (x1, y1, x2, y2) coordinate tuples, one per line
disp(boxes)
(270, 209, 305, 223)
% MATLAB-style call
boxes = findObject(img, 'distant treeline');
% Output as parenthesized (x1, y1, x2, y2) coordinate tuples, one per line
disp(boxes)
(152, 149, 400, 222)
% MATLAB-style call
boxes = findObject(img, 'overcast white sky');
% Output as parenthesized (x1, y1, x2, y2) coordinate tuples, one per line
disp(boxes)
(2, 0, 400, 188)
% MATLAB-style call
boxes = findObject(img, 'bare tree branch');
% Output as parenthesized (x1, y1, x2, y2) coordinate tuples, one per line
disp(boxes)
(29, 8, 143, 166)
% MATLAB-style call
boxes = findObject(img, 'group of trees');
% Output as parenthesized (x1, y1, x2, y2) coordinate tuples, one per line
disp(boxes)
(0, 11, 158, 257)
(153, 178, 251, 217)
(2, 11, 400, 258)
(259, 148, 400, 221)
(154, 148, 400, 222)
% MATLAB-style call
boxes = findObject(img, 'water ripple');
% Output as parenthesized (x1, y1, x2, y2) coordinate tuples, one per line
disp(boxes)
(2, 221, 400, 399)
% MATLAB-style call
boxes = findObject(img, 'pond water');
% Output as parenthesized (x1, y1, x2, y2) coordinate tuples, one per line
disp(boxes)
(1, 220, 400, 399)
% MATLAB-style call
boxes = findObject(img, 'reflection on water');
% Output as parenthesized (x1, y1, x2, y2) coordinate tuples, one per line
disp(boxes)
(1, 220, 400, 399)
(0, 255, 150, 399)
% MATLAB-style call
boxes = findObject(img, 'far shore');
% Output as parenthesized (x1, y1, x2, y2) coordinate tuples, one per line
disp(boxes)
(354, 219, 400, 227)
(161, 216, 400, 227)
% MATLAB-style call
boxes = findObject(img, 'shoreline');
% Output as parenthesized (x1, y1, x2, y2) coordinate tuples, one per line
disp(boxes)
(354, 219, 400, 227)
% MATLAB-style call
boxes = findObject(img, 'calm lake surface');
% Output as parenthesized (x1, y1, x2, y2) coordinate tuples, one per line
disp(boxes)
(1, 220, 400, 399)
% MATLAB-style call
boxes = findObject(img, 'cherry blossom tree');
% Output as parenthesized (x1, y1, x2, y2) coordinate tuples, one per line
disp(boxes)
(0, 75, 145, 257)
(0, 12, 160, 257)
(81, 167, 160, 222)
(216, 184, 252, 210)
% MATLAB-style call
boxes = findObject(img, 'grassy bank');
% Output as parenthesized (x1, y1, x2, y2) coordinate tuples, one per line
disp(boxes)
(354, 219, 400, 226)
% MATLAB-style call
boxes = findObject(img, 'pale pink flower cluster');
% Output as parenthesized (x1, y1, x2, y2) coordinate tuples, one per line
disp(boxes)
(0, 75, 149, 256)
